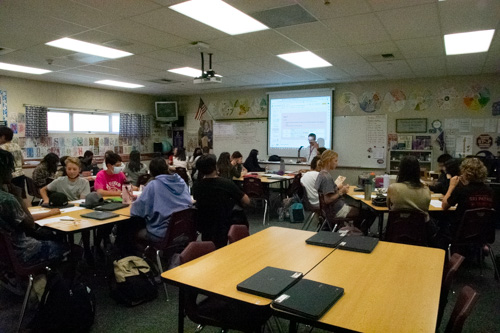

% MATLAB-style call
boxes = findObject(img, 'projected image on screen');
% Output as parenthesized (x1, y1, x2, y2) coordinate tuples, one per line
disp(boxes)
(268, 91, 332, 157)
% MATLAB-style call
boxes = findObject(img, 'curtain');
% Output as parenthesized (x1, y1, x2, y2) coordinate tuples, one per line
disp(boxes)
(25, 106, 48, 137)
(119, 113, 152, 137)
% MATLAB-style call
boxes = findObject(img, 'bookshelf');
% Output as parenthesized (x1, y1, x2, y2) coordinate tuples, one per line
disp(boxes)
(389, 150, 433, 174)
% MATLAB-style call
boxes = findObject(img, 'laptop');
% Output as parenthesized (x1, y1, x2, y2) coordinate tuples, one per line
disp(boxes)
(272, 279, 344, 320)
(80, 211, 119, 220)
(94, 202, 129, 211)
(337, 235, 379, 253)
(237, 266, 303, 299)
(305, 232, 345, 248)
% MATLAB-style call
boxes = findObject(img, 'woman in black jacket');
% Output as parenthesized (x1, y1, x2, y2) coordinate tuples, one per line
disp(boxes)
(243, 149, 265, 172)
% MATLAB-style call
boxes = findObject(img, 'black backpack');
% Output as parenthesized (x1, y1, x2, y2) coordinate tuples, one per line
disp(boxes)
(30, 268, 95, 333)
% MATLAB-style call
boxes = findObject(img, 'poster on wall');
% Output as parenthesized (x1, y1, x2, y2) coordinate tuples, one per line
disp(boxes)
(173, 130, 184, 148)
(198, 120, 213, 149)
(0, 90, 7, 121)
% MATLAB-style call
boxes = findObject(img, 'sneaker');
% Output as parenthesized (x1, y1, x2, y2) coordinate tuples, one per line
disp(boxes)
(0, 272, 24, 296)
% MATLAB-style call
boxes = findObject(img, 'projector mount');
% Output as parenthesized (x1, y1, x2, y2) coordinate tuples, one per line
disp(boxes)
(194, 52, 221, 84)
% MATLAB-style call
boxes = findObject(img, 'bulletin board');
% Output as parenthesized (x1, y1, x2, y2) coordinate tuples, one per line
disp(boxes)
(333, 115, 387, 168)
(443, 118, 499, 157)
(213, 120, 267, 158)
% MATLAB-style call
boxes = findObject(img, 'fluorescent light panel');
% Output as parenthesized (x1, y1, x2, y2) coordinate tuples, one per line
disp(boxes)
(277, 51, 332, 69)
(46, 38, 133, 59)
(169, 0, 268, 35)
(0, 62, 51, 74)
(444, 29, 495, 55)
(168, 67, 222, 77)
(95, 80, 143, 88)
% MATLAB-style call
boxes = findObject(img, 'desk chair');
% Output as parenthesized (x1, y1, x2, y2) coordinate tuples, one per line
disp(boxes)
(173, 167, 190, 186)
(444, 285, 479, 333)
(144, 208, 198, 299)
(286, 173, 304, 199)
(180, 241, 272, 333)
(450, 208, 499, 280)
(243, 177, 269, 226)
(385, 210, 428, 246)
(300, 184, 321, 231)
(0, 232, 52, 333)
(437, 253, 465, 329)
(25, 176, 42, 206)
(136, 173, 152, 187)
(227, 224, 249, 244)
(317, 192, 357, 232)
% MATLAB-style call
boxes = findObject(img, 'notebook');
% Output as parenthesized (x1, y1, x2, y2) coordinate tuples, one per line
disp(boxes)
(94, 202, 129, 211)
(237, 266, 303, 299)
(305, 232, 345, 248)
(337, 235, 379, 253)
(272, 279, 344, 320)
(80, 211, 119, 220)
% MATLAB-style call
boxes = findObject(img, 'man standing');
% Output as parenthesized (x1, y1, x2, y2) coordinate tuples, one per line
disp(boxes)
(303, 133, 319, 164)
(192, 155, 250, 248)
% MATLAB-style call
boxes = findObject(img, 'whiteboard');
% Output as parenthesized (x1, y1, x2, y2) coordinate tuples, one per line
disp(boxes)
(333, 115, 387, 168)
(213, 120, 268, 158)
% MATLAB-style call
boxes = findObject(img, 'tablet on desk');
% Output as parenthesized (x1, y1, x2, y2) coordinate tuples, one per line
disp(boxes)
(80, 211, 118, 220)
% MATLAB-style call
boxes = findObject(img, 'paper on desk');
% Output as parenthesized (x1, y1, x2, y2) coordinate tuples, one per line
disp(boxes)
(29, 207, 50, 214)
(36, 217, 64, 226)
(352, 194, 377, 199)
(69, 199, 85, 204)
(430, 200, 443, 208)
(60, 206, 86, 213)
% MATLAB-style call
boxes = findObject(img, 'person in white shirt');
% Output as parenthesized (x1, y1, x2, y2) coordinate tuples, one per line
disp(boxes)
(300, 156, 321, 208)
(302, 133, 319, 164)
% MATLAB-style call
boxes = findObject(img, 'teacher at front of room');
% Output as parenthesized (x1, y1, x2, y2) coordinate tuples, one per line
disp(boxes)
(301, 133, 319, 164)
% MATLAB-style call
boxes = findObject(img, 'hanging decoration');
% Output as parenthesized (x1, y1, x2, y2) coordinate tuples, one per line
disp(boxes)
(463, 85, 490, 110)
(436, 87, 459, 110)
(383, 89, 406, 112)
(408, 89, 433, 111)
(359, 91, 382, 113)
(340, 92, 358, 112)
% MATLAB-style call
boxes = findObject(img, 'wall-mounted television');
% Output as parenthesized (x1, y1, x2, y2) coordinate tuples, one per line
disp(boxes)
(155, 101, 178, 122)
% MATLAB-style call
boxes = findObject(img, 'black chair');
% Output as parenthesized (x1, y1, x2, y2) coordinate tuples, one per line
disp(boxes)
(180, 241, 272, 333)
(0, 232, 53, 332)
(300, 183, 322, 231)
(144, 208, 198, 299)
(243, 177, 269, 226)
(385, 210, 428, 246)
(437, 253, 465, 329)
(286, 172, 304, 199)
(25, 176, 42, 205)
(317, 192, 357, 232)
(444, 285, 479, 333)
(136, 173, 152, 187)
(450, 208, 499, 280)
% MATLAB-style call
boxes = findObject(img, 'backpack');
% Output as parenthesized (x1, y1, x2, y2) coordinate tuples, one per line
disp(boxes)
(30, 268, 95, 333)
(110, 256, 158, 307)
(289, 202, 305, 223)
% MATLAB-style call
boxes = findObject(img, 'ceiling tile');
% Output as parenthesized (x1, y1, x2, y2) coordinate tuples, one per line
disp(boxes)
(446, 53, 487, 74)
(371, 60, 413, 77)
(236, 30, 305, 55)
(439, 0, 500, 34)
(277, 22, 347, 51)
(407, 57, 447, 77)
(314, 47, 368, 66)
(366, 0, 435, 12)
(351, 41, 399, 58)
(395, 37, 445, 59)
(323, 13, 391, 45)
(482, 51, 500, 73)
(73, 0, 162, 18)
(376, 3, 441, 40)
(297, 0, 372, 20)
(70, 30, 159, 55)
(208, 37, 266, 59)
(341, 62, 379, 77)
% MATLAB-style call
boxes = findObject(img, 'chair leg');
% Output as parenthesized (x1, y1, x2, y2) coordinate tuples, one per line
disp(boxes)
(17, 274, 34, 333)
(487, 246, 500, 281)
(302, 212, 316, 230)
(263, 199, 268, 226)
(156, 250, 169, 300)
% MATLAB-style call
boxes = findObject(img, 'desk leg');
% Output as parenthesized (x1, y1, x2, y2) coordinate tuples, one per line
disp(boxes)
(288, 320, 298, 333)
(377, 212, 384, 238)
(178, 288, 185, 333)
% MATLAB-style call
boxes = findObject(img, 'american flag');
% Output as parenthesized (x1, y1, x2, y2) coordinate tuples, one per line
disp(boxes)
(195, 98, 208, 120)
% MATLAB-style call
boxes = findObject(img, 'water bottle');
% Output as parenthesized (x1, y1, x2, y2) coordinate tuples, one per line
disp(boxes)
(364, 172, 375, 200)
(383, 174, 390, 189)
(279, 158, 285, 175)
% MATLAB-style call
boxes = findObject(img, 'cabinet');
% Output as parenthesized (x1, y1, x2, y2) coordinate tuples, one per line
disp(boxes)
(389, 150, 433, 174)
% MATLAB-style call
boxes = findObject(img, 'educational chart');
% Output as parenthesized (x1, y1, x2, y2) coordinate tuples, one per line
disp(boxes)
(213, 120, 267, 158)
(333, 115, 387, 168)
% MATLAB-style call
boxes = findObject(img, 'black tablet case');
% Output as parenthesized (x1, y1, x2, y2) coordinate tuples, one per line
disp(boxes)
(237, 266, 303, 299)
(305, 232, 345, 248)
(94, 202, 129, 211)
(337, 235, 379, 253)
(80, 211, 119, 220)
(272, 279, 344, 320)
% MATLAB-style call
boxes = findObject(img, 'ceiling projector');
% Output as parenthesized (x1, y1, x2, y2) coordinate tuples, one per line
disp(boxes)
(194, 52, 222, 84)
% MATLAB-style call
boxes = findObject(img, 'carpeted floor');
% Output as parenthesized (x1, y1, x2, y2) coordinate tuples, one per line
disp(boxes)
(1, 209, 499, 333)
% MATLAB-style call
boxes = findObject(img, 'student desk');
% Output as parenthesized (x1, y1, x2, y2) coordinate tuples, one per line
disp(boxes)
(161, 227, 445, 333)
(233, 173, 295, 199)
(273, 241, 445, 333)
(161, 227, 333, 332)
(346, 186, 454, 237)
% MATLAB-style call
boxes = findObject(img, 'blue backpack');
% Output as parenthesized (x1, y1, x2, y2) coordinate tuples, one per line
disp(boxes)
(289, 202, 305, 223)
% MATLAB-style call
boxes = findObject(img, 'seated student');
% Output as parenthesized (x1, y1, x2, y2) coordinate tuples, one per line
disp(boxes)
(300, 155, 321, 209)
(170, 147, 192, 186)
(32, 152, 59, 188)
(131, 158, 192, 244)
(0, 126, 26, 198)
(192, 155, 250, 248)
(387, 156, 431, 219)
(79, 150, 94, 173)
(442, 158, 494, 235)
(429, 153, 452, 194)
(243, 149, 265, 172)
(217, 152, 239, 180)
(123, 150, 148, 186)
(0, 150, 67, 265)
(94, 152, 127, 196)
(188, 147, 203, 177)
(230, 151, 247, 178)
(55, 155, 68, 178)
